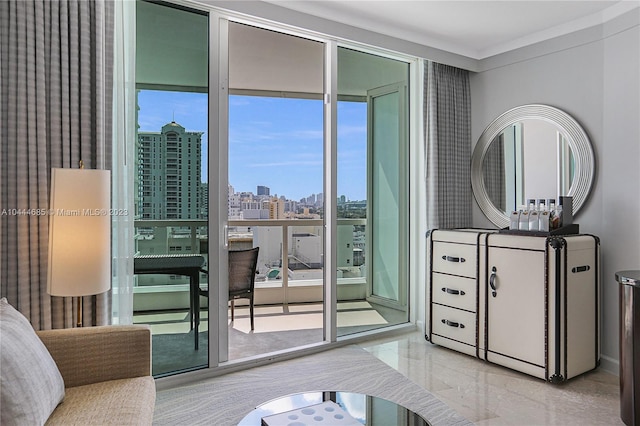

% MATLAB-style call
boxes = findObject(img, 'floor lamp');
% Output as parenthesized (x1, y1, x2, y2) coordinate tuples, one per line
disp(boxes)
(47, 167, 111, 327)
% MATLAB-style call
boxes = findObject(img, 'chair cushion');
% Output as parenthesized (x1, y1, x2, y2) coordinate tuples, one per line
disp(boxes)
(45, 377, 156, 425)
(0, 298, 65, 426)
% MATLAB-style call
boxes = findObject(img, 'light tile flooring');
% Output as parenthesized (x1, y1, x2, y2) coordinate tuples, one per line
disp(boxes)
(139, 307, 624, 424)
(359, 331, 623, 426)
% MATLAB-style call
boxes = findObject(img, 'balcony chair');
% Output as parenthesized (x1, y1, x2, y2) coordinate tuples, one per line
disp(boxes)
(199, 247, 259, 330)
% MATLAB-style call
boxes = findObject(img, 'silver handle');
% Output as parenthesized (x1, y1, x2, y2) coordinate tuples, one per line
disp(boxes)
(442, 287, 465, 296)
(442, 255, 465, 263)
(489, 266, 497, 298)
(441, 319, 465, 329)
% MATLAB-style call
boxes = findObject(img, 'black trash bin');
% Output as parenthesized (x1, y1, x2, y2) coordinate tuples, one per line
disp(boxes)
(618, 270, 640, 426)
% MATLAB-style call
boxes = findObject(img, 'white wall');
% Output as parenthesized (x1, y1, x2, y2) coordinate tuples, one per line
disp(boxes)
(470, 9, 640, 374)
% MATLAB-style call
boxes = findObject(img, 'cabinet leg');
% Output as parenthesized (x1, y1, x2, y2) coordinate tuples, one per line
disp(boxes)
(549, 374, 565, 384)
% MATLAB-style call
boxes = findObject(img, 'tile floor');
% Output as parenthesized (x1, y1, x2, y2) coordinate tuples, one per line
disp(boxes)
(359, 331, 623, 426)
(140, 306, 624, 424)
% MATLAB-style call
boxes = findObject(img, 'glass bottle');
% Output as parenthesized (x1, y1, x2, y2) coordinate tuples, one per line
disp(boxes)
(555, 199, 563, 228)
(548, 199, 558, 229)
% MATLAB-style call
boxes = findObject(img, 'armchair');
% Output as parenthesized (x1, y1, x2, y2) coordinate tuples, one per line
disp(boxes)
(40, 325, 156, 425)
(1, 296, 155, 426)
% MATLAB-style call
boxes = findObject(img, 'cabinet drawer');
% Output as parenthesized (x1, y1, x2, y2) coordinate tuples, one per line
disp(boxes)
(432, 273, 476, 312)
(432, 241, 477, 278)
(431, 304, 476, 346)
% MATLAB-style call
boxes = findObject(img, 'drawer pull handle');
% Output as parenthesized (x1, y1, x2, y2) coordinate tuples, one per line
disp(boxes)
(572, 265, 590, 273)
(441, 319, 464, 329)
(489, 266, 497, 298)
(441, 287, 465, 296)
(442, 255, 465, 263)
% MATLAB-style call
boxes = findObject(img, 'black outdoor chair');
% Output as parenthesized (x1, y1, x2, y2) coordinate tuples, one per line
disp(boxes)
(199, 247, 259, 330)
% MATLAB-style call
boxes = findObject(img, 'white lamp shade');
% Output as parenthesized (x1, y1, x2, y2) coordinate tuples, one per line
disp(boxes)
(47, 168, 111, 297)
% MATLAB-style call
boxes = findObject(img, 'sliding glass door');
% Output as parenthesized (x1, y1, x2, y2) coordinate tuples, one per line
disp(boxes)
(225, 22, 325, 361)
(126, 2, 412, 376)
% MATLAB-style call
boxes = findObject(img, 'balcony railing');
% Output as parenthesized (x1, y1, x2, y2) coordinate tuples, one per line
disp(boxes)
(133, 218, 366, 310)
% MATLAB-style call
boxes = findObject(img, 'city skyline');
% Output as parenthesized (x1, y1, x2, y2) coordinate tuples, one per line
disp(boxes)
(137, 90, 367, 201)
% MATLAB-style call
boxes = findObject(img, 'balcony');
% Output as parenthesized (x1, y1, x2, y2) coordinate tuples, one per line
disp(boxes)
(133, 218, 405, 375)
(133, 218, 367, 308)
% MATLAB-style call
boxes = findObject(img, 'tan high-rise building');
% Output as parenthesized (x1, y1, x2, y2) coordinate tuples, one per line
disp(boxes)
(137, 121, 203, 220)
(268, 197, 285, 219)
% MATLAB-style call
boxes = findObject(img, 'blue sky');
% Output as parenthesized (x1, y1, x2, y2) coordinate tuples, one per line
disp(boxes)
(137, 91, 367, 201)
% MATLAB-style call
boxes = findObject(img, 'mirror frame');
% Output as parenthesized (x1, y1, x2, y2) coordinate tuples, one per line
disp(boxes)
(471, 104, 595, 228)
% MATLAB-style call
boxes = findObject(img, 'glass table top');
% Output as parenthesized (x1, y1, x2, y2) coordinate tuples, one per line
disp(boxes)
(239, 391, 430, 426)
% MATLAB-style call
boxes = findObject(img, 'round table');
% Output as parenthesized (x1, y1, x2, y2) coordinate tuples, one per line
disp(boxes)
(239, 391, 429, 425)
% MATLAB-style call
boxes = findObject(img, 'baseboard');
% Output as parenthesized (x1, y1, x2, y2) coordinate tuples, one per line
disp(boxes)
(599, 354, 619, 376)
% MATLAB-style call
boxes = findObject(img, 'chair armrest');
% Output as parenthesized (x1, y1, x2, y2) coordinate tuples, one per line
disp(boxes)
(37, 325, 152, 388)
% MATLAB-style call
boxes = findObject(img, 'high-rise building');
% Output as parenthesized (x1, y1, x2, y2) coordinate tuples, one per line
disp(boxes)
(284, 199, 297, 213)
(228, 185, 242, 219)
(257, 185, 270, 196)
(304, 194, 316, 205)
(200, 182, 209, 219)
(137, 121, 203, 220)
(268, 197, 285, 219)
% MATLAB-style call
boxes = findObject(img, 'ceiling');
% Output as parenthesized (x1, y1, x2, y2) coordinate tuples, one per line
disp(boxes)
(264, 1, 638, 59)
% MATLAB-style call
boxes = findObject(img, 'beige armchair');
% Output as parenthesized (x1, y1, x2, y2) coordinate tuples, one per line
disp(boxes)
(37, 325, 156, 425)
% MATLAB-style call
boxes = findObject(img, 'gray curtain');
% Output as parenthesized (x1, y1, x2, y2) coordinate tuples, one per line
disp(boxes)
(0, 0, 114, 329)
(424, 61, 472, 230)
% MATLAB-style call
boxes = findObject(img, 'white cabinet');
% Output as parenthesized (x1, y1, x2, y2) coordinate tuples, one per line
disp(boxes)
(429, 229, 483, 357)
(427, 229, 600, 383)
(485, 244, 546, 374)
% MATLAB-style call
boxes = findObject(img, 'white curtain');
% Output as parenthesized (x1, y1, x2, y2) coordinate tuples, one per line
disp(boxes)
(424, 61, 472, 230)
(111, 0, 136, 325)
(0, 0, 114, 328)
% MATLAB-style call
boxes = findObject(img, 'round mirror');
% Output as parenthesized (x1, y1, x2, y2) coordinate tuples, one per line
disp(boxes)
(471, 104, 595, 228)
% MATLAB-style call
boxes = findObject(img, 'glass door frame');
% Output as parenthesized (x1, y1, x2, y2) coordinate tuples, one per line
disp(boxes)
(152, 2, 422, 386)
(212, 17, 421, 361)
(365, 82, 409, 311)
(324, 39, 338, 343)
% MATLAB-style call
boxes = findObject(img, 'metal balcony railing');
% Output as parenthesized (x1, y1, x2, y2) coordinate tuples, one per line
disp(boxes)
(133, 218, 366, 306)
